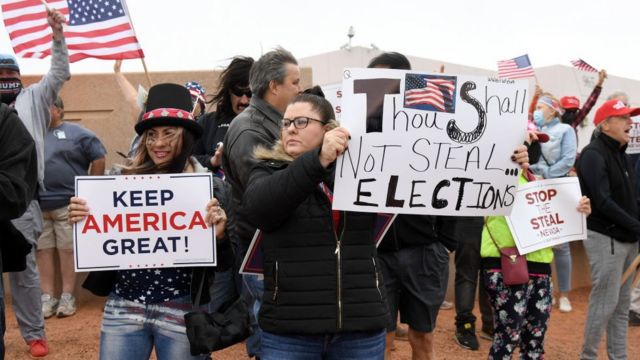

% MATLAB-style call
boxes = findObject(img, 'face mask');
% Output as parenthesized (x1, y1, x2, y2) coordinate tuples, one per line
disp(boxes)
(0, 77, 22, 105)
(533, 110, 546, 128)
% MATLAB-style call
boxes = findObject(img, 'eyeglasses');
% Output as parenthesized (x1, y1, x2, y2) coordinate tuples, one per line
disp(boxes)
(146, 131, 180, 144)
(282, 116, 325, 130)
(231, 87, 252, 98)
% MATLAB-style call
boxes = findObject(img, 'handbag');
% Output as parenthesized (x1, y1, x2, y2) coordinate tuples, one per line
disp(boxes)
(485, 221, 529, 286)
(184, 271, 251, 355)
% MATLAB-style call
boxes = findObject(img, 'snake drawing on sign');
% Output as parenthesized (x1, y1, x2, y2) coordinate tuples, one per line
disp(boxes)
(446, 81, 486, 144)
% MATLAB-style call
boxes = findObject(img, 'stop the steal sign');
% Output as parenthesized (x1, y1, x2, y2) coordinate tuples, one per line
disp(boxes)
(506, 177, 586, 255)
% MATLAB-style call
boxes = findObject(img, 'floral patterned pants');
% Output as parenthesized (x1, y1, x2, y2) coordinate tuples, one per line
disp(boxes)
(482, 270, 552, 360)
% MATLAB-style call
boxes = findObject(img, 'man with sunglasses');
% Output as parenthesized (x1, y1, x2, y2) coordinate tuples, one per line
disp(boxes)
(193, 56, 254, 172)
(222, 48, 302, 359)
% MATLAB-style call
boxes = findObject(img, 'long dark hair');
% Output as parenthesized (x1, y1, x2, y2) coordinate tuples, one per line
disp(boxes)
(208, 56, 254, 119)
(123, 127, 196, 174)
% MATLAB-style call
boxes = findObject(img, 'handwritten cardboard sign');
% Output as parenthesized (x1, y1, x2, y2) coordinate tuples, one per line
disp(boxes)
(333, 68, 528, 216)
(73, 174, 216, 271)
(506, 177, 586, 255)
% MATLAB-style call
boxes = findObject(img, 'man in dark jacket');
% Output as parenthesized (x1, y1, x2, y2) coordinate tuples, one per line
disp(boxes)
(193, 56, 254, 173)
(221, 47, 301, 358)
(0, 103, 38, 359)
(577, 99, 640, 360)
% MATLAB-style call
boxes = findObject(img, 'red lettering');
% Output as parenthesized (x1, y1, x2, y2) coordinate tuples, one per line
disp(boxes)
(81, 215, 101, 234)
(530, 217, 539, 230)
(525, 193, 534, 204)
(170, 211, 186, 230)
(103, 214, 122, 232)
(143, 213, 160, 231)
(125, 213, 141, 232)
(161, 212, 167, 231)
(188, 211, 208, 230)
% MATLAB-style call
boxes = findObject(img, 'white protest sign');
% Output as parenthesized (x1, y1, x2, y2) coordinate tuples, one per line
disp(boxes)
(506, 177, 586, 255)
(321, 83, 342, 121)
(333, 68, 528, 216)
(74, 173, 216, 271)
(626, 117, 640, 155)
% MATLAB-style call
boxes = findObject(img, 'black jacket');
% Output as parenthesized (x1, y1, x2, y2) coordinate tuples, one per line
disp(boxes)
(0, 104, 37, 272)
(577, 133, 640, 243)
(192, 111, 234, 171)
(241, 149, 389, 335)
(222, 97, 282, 259)
(378, 215, 457, 253)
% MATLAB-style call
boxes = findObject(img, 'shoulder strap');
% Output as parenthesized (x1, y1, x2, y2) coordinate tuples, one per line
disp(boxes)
(483, 217, 510, 258)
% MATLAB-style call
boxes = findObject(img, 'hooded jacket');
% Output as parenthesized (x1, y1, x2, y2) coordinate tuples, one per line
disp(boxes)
(240, 144, 389, 334)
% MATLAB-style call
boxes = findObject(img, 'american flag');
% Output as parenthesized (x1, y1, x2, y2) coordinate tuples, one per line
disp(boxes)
(404, 73, 457, 113)
(1, 0, 144, 62)
(497, 54, 535, 79)
(570, 59, 598, 73)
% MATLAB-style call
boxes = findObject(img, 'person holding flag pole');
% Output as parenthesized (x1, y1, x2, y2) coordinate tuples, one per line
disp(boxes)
(0, 3, 70, 357)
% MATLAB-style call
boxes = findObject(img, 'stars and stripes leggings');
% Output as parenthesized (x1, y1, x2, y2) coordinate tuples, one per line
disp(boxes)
(482, 270, 552, 360)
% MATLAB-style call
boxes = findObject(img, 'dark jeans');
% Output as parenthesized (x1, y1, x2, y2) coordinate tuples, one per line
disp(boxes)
(454, 217, 493, 330)
(262, 330, 385, 360)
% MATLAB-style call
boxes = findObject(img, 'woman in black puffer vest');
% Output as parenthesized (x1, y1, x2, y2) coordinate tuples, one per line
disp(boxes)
(240, 91, 389, 359)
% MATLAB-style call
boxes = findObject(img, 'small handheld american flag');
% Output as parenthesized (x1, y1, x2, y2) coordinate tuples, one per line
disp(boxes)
(570, 59, 598, 73)
(497, 54, 535, 80)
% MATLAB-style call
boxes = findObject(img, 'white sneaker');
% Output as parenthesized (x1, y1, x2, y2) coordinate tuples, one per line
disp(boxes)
(559, 296, 572, 313)
(56, 293, 77, 317)
(41, 294, 58, 319)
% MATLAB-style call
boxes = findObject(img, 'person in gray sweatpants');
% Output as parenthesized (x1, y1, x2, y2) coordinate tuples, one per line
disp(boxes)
(576, 99, 640, 360)
(0, 8, 70, 357)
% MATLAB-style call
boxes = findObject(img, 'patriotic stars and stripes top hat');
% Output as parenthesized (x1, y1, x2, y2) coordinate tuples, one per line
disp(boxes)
(135, 83, 204, 138)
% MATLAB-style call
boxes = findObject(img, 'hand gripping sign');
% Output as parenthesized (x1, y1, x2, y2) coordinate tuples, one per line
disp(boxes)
(333, 68, 528, 216)
(506, 177, 587, 255)
(73, 173, 216, 271)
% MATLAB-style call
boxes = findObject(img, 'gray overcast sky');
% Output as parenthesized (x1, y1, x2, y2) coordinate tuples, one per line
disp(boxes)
(2, 0, 638, 80)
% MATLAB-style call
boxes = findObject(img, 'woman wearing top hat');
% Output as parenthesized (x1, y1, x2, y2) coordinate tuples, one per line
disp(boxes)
(68, 83, 229, 360)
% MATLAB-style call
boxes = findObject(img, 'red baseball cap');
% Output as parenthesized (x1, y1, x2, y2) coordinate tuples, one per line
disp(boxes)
(560, 96, 580, 110)
(593, 99, 640, 126)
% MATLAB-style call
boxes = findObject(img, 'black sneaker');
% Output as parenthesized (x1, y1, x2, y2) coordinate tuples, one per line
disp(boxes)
(455, 323, 479, 350)
(630, 311, 640, 326)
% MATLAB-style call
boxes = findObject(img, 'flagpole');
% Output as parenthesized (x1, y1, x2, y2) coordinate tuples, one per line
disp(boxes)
(119, 0, 152, 88)
(140, 58, 152, 89)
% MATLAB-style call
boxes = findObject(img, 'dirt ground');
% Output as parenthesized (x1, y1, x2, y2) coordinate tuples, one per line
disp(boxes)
(4, 286, 640, 359)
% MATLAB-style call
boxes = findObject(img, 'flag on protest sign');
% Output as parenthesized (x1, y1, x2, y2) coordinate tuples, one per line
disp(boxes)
(404, 74, 456, 113)
(1, 0, 144, 62)
(497, 54, 535, 79)
(570, 58, 598, 73)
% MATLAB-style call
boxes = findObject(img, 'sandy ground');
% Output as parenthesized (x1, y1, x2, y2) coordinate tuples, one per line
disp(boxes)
(4, 286, 640, 359)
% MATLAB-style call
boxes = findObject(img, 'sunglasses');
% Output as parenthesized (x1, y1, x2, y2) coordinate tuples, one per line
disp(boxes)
(231, 87, 252, 98)
(282, 116, 325, 130)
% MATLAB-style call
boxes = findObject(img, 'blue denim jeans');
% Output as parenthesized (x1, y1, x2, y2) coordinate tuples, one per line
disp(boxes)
(262, 329, 385, 360)
(99, 294, 209, 360)
(208, 269, 237, 313)
(553, 242, 572, 293)
(242, 274, 264, 358)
